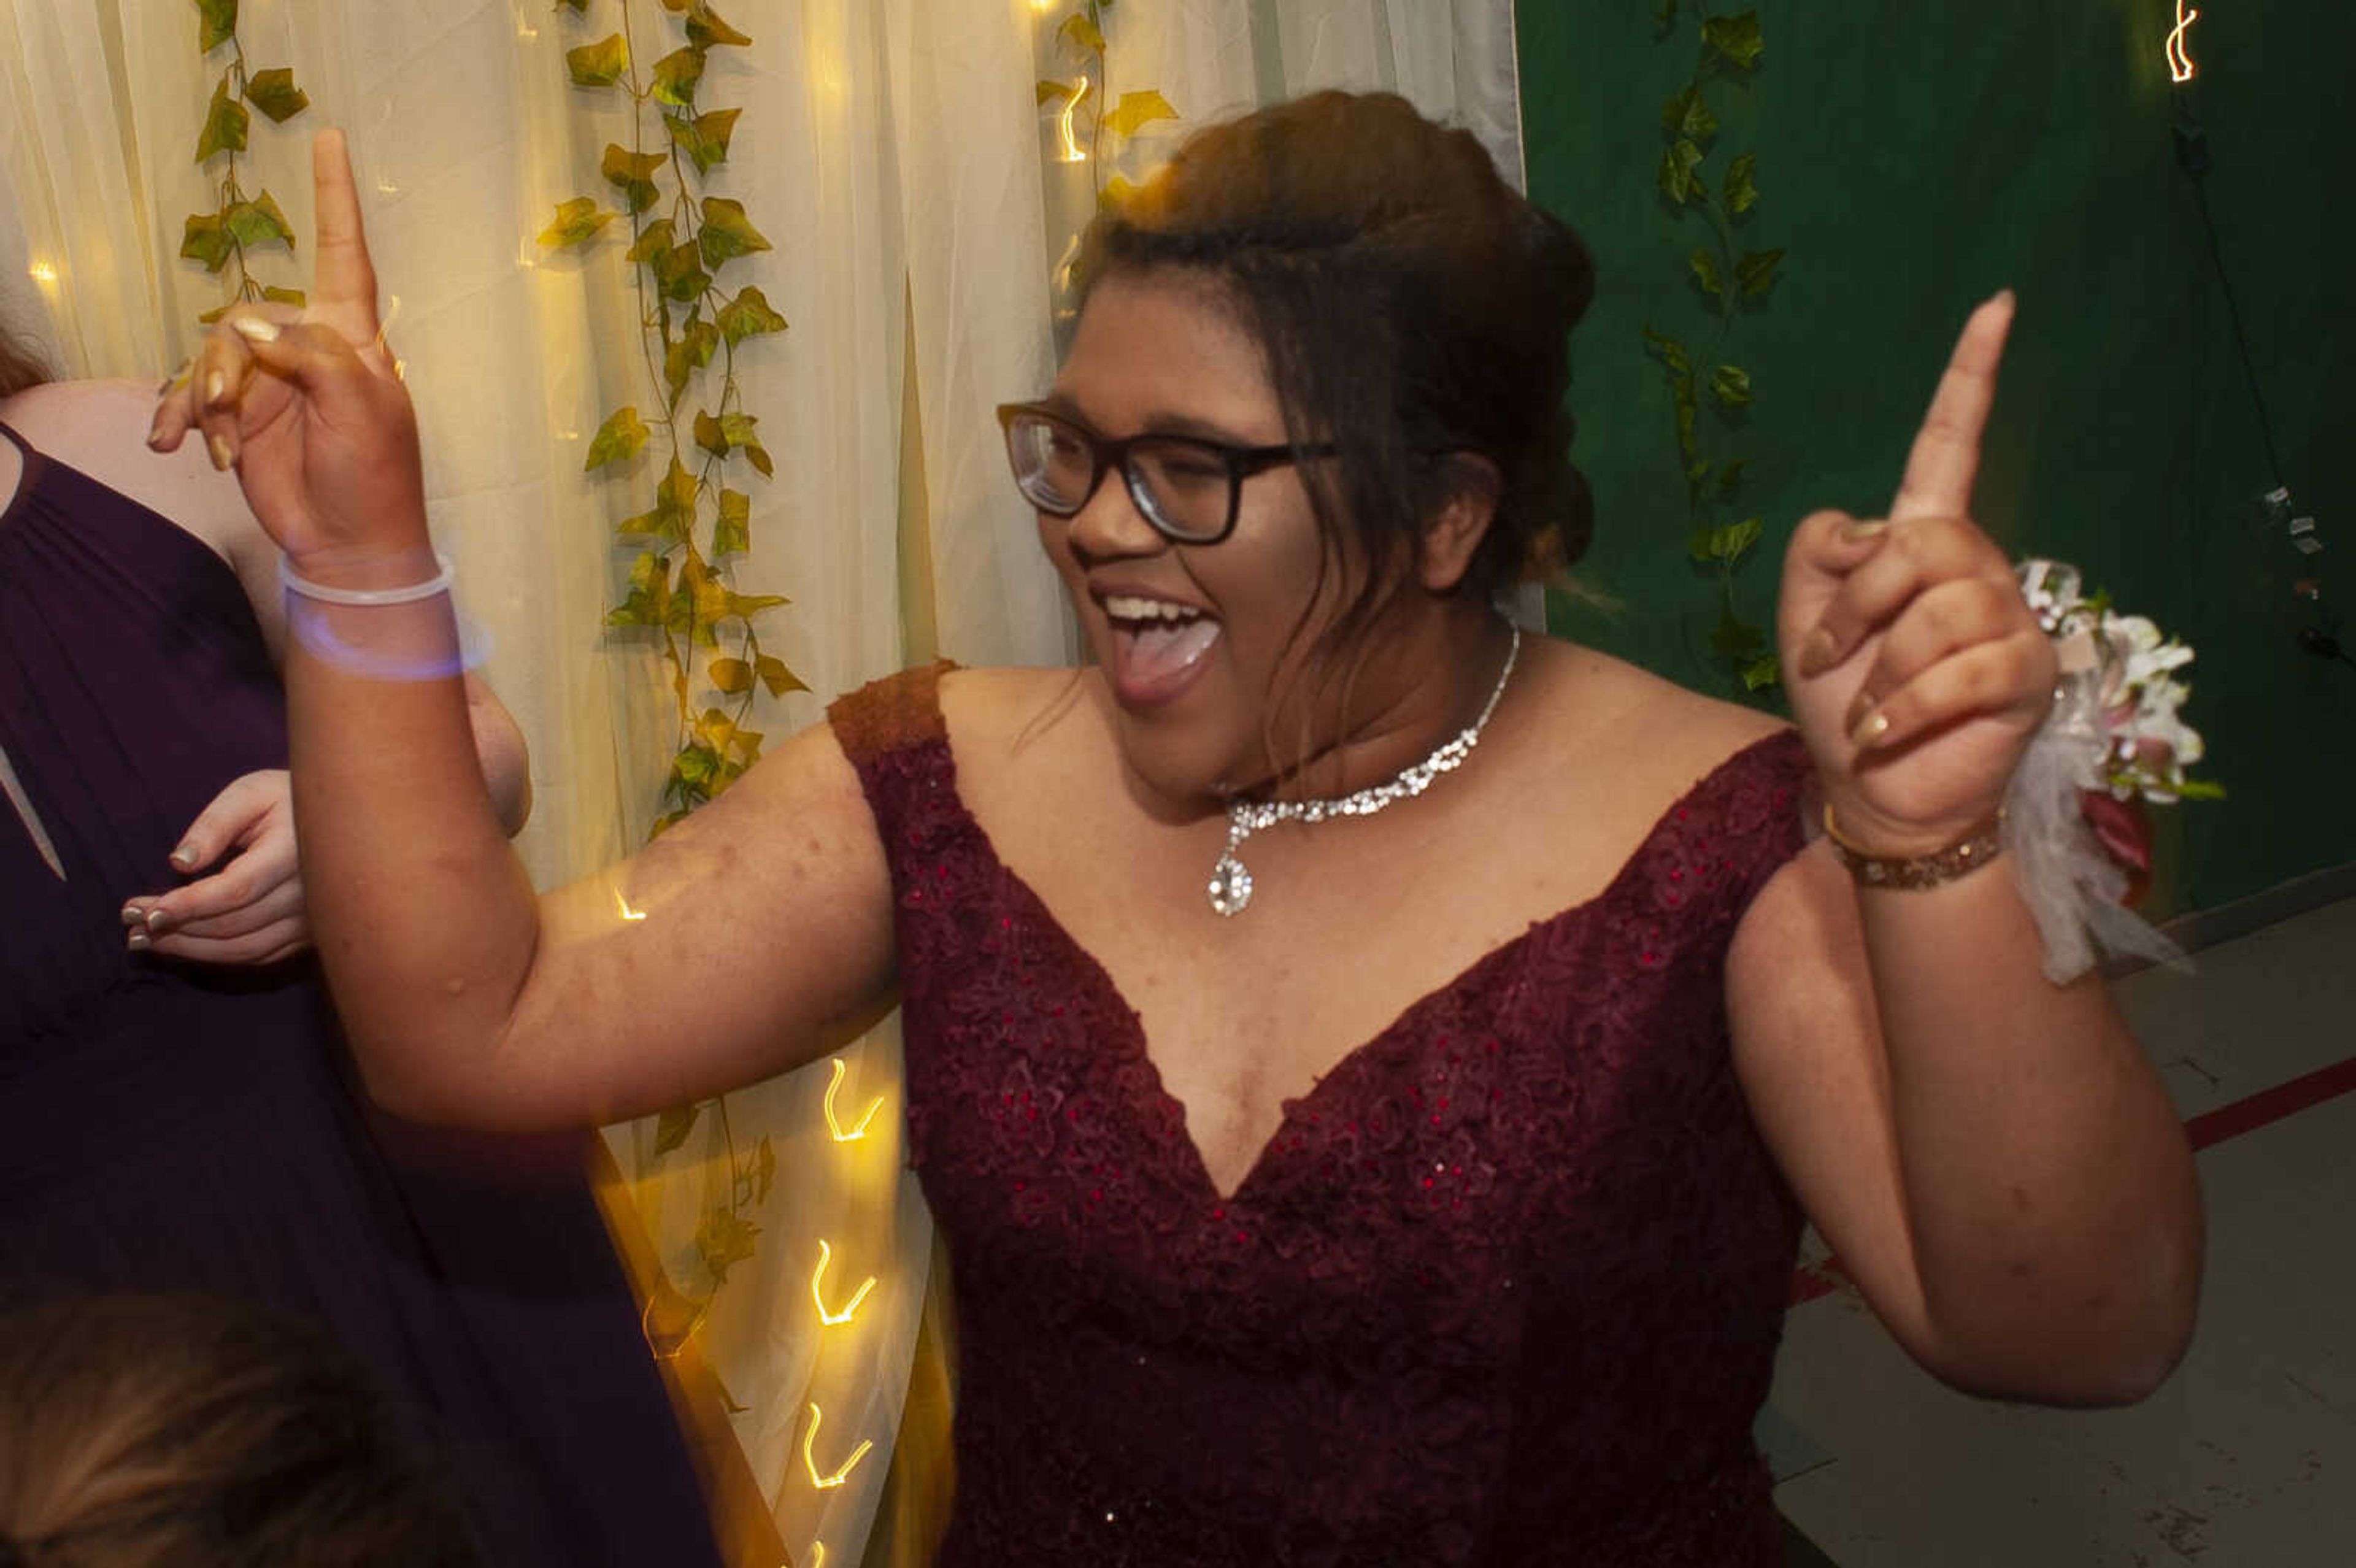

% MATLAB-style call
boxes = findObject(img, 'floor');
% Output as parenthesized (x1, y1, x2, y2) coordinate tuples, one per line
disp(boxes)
(1761, 894, 2356, 1566)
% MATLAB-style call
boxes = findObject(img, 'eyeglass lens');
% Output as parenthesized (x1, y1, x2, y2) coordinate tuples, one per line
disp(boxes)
(1007, 413, 1232, 542)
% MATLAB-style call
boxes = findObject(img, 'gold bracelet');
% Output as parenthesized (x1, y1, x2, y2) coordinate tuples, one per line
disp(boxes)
(1822, 804, 2005, 890)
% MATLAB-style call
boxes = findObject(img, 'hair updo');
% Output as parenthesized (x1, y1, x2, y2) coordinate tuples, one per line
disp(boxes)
(1075, 90, 1596, 632)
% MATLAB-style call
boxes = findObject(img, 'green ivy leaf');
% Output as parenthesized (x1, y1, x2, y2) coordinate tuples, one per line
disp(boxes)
(626, 218, 675, 265)
(1689, 247, 1723, 298)
(726, 590, 788, 619)
(566, 33, 629, 87)
(1642, 326, 1690, 375)
(1037, 78, 1079, 106)
(653, 1102, 703, 1155)
(243, 67, 308, 123)
(756, 655, 806, 697)
(652, 45, 706, 109)
(1734, 247, 1785, 296)
(197, 0, 239, 53)
(713, 487, 752, 554)
(1059, 13, 1106, 53)
(1098, 174, 1141, 215)
(717, 285, 787, 345)
(179, 213, 234, 273)
(1658, 138, 1704, 205)
(1687, 526, 1720, 565)
(196, 79, 250, 163)
(696, 197, 770, 269)
(685, 1, 751, 50)
(653, 239, 707, 302)
(585, 406, 650, 470)
(710, 656, 755, 693)
(600, 144, 668, 215)
(225, 193, 293, 252)
(693, 408, 728, 458)
(1711, 609, 1767, 660)
(537, 196, 614, 249)
(1687, 459, 1714, 488)
(1720, 515, 1763, 561)
(1717, 458, 1749, 498)
(667, 107, 742, 174)
(1710, 363, 1752, 407)
(1722, 152, 1759, 214)
(658, 456, 698, 526)
(718, 410, 760, 449)
(1702, 11, 1766, 70)
(1661, 82, 1716, 142)
(1103, 89, 1179, 139)
(261, 284, 306, 306)
(694, 1206, 760, 1288)
(197, 303, 233, 324)
(1741, 653, 1782, 692)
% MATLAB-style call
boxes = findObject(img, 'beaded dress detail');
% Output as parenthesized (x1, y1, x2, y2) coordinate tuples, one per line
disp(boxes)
(831, 664, 1816, 1567)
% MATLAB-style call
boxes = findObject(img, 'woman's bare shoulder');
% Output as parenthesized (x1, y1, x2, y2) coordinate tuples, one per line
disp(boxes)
(1, 379, 261, 556)
(1537, 638, 1787, 748)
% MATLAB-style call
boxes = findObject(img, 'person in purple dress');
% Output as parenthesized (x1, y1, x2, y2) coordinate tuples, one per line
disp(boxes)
(163, 101, 2203, 1566)
(0, 339, 723, 1568)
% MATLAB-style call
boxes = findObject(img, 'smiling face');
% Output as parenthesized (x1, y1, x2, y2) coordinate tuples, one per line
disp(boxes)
(1036, 269, 1359, 809)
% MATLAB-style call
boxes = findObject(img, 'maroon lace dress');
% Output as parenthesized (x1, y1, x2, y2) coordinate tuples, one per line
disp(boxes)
(831, 664, 1815, 1567)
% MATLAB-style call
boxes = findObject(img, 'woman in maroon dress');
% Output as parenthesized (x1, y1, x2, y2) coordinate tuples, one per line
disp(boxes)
(160, 101, 2203, 1566)
(0, 344, 722, 1568)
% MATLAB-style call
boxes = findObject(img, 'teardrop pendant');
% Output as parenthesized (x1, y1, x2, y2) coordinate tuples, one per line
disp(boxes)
(1206, 853, 1253, 917)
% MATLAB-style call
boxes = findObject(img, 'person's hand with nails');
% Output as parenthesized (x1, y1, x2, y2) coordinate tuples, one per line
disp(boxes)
(1777, 291, 2058, 859)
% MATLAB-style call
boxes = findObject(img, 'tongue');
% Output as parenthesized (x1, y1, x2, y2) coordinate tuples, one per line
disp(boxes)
(1117, 617, 1222, 686)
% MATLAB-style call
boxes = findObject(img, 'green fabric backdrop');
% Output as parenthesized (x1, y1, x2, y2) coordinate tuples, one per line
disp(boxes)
(1517, 1, 2356, 913)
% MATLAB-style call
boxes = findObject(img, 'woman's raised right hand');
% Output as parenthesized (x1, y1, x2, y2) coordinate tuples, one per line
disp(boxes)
(148, 129, 429, 574)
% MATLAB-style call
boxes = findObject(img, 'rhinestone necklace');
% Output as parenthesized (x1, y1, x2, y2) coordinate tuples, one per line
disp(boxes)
(1206, 624, 1521, 917)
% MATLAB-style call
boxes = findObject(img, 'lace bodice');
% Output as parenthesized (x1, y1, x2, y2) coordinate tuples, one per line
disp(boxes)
(832, 664, 1814, 1566)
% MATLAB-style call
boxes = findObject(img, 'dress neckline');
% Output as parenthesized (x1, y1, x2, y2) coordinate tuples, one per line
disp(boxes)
(920, 713, 1806, 1205)
(0, 417, 252, 603)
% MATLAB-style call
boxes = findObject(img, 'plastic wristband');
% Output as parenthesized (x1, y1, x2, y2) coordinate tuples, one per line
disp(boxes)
(282, 580, 488, 683)
(280, 550, 453, 606)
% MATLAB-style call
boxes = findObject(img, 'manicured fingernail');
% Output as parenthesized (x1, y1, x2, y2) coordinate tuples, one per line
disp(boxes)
(170, 843, 198, 869)
(145, 909, 171, 934)
(147, 418, 168, 450)
(1850, 709, 1892, 748)
(205, 369, 226, 405)
(127, 930, 150, 953)
(1845, 691, 1879, 734)
(208, 434, 233, 471)
(121, 903, 145, 927)
(1797, 627, 1838, 678)
(1839, 520, 1888, 544)
(1990, 287, 2017, 309)
(231, 317, 280, 344)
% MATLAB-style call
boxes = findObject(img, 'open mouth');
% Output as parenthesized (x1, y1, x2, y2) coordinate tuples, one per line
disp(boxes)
(1101, 593, 1223, 705)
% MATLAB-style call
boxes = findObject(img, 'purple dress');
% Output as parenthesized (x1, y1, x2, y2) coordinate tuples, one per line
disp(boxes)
(831, 664, 1814, 1566)
(0, 420, 722, 1568)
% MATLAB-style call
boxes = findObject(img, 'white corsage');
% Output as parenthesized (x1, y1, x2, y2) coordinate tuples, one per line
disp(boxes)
(2007, 561, 2219, 983)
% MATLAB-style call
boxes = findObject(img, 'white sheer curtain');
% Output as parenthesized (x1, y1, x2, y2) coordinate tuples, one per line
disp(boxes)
(0, 3, 1523, 1564)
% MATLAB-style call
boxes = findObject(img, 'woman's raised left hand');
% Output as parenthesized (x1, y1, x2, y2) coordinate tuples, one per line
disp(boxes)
(1777, 293, 2058, 856)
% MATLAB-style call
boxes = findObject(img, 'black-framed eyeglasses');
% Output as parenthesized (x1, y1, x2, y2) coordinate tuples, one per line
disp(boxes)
(995, 402, 1338, 546)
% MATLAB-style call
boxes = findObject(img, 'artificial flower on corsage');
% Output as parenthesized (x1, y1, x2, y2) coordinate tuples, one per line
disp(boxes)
(2006, 560, 2219, 981)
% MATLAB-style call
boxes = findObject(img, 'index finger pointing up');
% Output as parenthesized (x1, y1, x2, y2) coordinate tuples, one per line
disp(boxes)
(309, 128, 381, 345)
(1890, 289, 2015, 523)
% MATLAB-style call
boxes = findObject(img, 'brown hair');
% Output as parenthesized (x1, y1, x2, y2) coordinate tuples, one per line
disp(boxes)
(0, 328, 52, 399)
(1076, 90, 1595, 691)
(0, 1295, 480, 1568)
